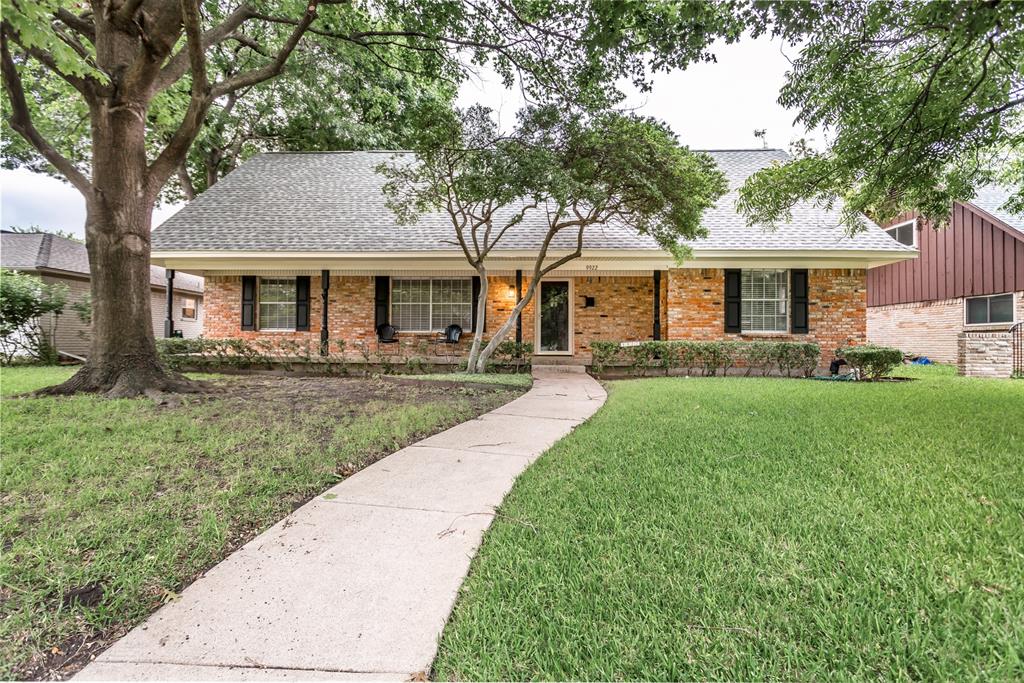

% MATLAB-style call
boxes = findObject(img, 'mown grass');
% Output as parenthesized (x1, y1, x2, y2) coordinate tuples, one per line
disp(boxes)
(0, 365, 523, 679)
(400, 372, 534, 387)
(436, 365, 1024, 681)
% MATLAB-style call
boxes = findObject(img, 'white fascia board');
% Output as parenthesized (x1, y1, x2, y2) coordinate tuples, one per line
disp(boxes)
(151, 247, 918, 273)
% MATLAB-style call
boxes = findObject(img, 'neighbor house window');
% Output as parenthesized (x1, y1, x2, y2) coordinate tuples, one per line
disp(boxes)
(391, 278, 472, 332)
(741, 269, 788, 332)
(885, 219, 916, 246)
(258, 278, 297, 330)
(181, 296, 197, 320)
(965, 293, 1014, 325)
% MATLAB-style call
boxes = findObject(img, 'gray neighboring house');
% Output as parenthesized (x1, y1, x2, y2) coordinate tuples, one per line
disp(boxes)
(1, 231, 204, 358)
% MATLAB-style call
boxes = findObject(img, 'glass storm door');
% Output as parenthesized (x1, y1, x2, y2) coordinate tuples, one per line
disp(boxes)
(539, 280, 571, 353)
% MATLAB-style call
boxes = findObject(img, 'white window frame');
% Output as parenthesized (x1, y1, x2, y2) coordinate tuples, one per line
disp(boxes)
(740, 269, 790, 335)
(964, 292, 1016, 327)
(257, 277, 298, 332)
(885, 218, 917, 247)
(389, 277, 474, 333)
(180, 296, 197, 320)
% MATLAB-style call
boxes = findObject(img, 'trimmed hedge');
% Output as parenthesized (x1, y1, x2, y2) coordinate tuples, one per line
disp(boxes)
(838, 344, 904, 380)
(589, 340, 821, 377)
(156, 336, 533, 374)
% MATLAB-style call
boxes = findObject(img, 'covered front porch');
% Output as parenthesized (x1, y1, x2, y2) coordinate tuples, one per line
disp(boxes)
(155, 250, 672, 363)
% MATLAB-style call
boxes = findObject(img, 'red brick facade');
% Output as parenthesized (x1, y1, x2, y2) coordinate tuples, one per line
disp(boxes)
(666, 268, 867, 360)
(203, 269, 866, 361)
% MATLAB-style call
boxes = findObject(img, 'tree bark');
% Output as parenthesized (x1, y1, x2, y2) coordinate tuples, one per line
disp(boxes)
(474, 276, 538, 373)
(38, 108, 201, 398)
(464, 265, 488, 373)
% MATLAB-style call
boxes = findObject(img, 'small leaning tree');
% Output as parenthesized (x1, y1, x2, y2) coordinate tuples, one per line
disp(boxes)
(382, 104, 728, 373)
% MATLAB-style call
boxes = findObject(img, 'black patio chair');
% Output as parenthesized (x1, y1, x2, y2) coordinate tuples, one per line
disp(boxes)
(376, 323, 400, 353)
(434, 324, 463, 360)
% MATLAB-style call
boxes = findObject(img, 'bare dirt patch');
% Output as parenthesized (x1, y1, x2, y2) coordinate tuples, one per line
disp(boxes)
(4, 373, 526, 681)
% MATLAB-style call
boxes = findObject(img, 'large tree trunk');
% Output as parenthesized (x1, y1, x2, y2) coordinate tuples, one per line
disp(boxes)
(39, 110, 200, 398)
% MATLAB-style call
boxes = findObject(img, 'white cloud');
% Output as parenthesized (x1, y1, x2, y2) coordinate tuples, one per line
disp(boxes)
(457, 33, 819, 151)
(1, 168, 182, 239)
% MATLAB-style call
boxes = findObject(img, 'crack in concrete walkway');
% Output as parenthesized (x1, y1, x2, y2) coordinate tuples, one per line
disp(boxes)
(76, 367, 605, 681)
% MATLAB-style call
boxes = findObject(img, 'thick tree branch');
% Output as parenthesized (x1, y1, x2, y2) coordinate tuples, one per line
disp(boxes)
(211, 4, 320, 97)
(0, 27, 91, 196)
(54, 7, 96, 42)
(154, 2, 256, 92)
(146, 0, 211, 197)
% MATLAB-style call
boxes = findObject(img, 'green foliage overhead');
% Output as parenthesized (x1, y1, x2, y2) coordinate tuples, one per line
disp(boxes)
(384, 103, 728, 259)
(739, 0, 1024, 229)
(2, 0, 750, 198)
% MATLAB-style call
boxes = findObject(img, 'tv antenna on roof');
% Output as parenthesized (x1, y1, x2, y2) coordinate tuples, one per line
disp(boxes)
(753, 129, 768, 149)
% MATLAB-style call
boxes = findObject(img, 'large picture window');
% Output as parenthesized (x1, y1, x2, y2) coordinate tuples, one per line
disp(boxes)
(391, 278, 473, 332)
(258, 278, 297, 330)
(965, 293, 1014, 325)
(741, 269, 788, 332)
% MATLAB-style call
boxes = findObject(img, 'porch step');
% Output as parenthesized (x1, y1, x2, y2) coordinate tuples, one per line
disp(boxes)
(531, 356, 588, 372)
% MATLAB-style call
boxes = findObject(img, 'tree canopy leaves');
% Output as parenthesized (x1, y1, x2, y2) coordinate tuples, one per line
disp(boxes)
(739, 0, 1024, 229)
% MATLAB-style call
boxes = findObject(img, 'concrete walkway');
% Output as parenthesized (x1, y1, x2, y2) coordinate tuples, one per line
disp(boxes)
(77, 367, 605, 681)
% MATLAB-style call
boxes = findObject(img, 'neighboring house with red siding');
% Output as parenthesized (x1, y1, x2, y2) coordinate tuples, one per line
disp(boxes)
(867, 186, 1024, 366)
(149, 150, 915, 368)
(1, 231, 205, 359)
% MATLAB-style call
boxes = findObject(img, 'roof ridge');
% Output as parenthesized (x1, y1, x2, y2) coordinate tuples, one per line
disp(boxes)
(36, 232, 54, 269)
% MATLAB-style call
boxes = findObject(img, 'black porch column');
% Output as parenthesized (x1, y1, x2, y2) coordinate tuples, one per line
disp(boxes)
(652, 270, 662, 341)
(515, 269, 523, 344)
(320, 269, 330, 356)
(163, 269, 175, 337)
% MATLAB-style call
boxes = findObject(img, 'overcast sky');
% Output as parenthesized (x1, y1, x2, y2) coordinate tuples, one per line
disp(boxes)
(1, 34, 811, 239)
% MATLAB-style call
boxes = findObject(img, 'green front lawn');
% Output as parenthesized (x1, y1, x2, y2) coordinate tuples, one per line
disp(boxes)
(0, 366, 525, 680)
(436, 365, 1024, 681)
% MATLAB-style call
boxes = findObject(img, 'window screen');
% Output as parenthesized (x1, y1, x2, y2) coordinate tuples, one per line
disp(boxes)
(741, 270, 788, 332)
(391, 279, 473, 332)
(258, 278, 297, 330)
(966, 293, 1014, 325)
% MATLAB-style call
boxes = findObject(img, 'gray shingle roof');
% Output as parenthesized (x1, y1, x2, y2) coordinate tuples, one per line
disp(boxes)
(152, 150, 913, 254)
(1, 232, 204, 293)
(970, 185, 1024, 234)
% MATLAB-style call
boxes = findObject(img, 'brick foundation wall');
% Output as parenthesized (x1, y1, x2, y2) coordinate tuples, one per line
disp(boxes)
(959, 330, 1014, 378)
(666, 268, 867, 361)
(869, 293, 1023, 365)
(868, 298, 964, 364)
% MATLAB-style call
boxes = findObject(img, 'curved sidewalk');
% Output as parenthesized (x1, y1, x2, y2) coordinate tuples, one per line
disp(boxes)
(77, 367, 606, 681)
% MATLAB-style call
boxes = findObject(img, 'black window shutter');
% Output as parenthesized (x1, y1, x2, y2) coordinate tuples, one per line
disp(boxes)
(724, 269, 741, 333)
(374, 276, 389, 328)
(295, 276, 311, 331)
(241, 276, 256, 330)
(791, 269, 809, 334)
(471, 276, 482, 332)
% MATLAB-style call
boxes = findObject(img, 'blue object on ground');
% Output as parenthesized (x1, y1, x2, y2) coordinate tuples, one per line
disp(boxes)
(912, 357, 932, 365)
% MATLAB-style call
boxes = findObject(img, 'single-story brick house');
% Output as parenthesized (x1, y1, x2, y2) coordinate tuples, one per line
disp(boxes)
(867, 186, 1024, 372)
(1, 230, 204, 359)
(150, 149, 915, 365)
